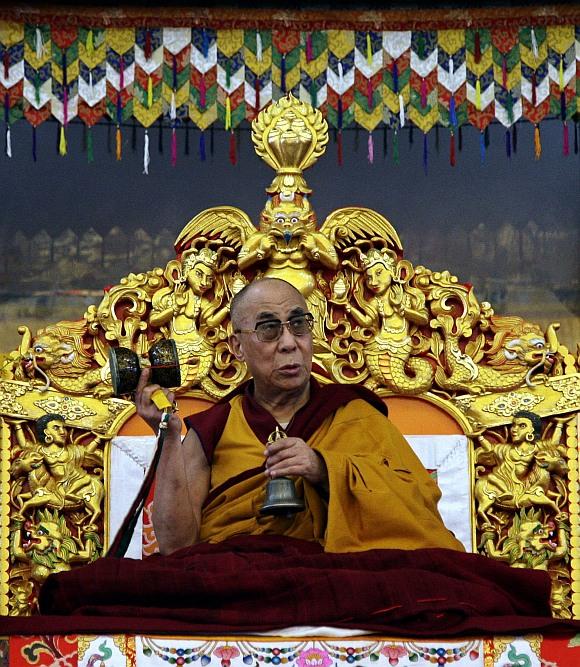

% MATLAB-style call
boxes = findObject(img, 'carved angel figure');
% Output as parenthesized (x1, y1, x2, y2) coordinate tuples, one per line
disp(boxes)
(150, 247, 232, 393)
(10, 414, 105, 530)
(473, 411, 568, 527)
(344, 248, 434, 394)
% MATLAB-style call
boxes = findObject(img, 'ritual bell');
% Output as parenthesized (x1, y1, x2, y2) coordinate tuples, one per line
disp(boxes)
(109, 339, 181, 410)
(259, 426, 305, 517)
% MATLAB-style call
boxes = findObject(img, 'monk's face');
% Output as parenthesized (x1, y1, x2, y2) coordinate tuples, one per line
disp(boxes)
(229, 281, 313, 397)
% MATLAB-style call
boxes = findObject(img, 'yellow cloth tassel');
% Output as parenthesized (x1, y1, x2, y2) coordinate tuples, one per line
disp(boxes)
(475, 80, 481, 111)
(116, 126, 122, 161)
(225, 95, 231, 131)
(87, 30, 94, 57)
(559, 56, 564, 92)
(59, 125, 67, 156)
(366, 32, 372, 66)
(534, 124, 541, 160)
(147, 76, 153, 108)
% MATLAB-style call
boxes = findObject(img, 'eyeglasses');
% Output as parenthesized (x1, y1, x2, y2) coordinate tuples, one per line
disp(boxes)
(234, 313, 314, 342)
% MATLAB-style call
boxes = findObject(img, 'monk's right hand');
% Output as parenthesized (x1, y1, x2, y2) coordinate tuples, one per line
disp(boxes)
(135, 368, 182, 438)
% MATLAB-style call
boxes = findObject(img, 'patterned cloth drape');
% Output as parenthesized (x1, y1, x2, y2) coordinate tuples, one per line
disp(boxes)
(0, 7, 578, 158)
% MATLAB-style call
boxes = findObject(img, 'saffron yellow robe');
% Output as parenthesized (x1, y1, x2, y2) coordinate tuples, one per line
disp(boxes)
(191, 387, 464, 553)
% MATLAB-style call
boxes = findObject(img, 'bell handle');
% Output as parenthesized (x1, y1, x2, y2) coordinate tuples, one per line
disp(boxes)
(151, 388, 173, 411)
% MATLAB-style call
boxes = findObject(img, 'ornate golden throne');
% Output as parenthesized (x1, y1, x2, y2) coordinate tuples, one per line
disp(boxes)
(1, 95, 579, 621)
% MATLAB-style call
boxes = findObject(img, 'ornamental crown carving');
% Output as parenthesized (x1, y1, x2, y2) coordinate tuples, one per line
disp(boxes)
(251, 94, 329, 197)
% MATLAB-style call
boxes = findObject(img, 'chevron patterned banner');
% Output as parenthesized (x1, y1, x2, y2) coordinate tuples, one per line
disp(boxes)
(22, 23, 51, 133)
(547, 25, 576, 155)
(51, 26, 78, 156)
(133, 28, 159, 130)
(190, 28, 217, 132)
(0, 20, 23, 158)
(163, 28, 190, 165)
(300, 30, 327, 119)
(383, 29, 411, 136)
(409, 29, 438, 138)
(244, 29, 272, 122)
(0, 7, 577, 165)
(327, 29, 355, 130)
(466, 28, 495, 135)
(438, 30, 467, 129)
(217, 29, 245, 132)
(78, 27, 106, 130)
(492, 27, 522, 138)
(354, 30, 383, 132)
(272, 29, 300, 100)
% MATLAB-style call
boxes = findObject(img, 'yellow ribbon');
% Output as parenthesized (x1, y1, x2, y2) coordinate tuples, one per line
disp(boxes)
(475, 79, 481, 111)
(116, 126, 122, 161)
(59, 125, 67, 156)
(225, 95, 231, 130)
(87, 30, 94, 57)
(147, 76, 153, 108)
(366, 33, 372, 66)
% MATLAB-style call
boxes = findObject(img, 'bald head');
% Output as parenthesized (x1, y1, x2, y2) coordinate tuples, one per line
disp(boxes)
(230, 278, 307, 330)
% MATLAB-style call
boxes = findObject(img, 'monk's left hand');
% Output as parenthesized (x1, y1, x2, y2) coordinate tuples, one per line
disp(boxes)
(264, 437, 327, 487)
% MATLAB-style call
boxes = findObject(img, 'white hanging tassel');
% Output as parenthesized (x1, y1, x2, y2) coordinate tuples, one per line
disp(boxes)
(35, 27, 44, 59)
(338, 60, 344, 89)
(6, 125, 12, 158)
(143, 129, 150, 175)
(256, 31, 263, 62)
(170, 91, 176, 120)
(531, 28, 539, 60)
(399, 93, 405, 127)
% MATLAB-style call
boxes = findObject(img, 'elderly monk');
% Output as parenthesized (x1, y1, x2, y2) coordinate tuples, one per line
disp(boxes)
(137, 277, 463, 555)
(31, 278, 571, 637)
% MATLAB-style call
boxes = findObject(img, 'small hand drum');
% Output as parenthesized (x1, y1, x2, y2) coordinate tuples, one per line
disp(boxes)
(109, 339, 181, 409)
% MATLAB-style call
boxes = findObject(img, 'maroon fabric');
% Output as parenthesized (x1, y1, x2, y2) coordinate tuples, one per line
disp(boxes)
(2, 535, 579, 637)
(184, 378, 388, 464)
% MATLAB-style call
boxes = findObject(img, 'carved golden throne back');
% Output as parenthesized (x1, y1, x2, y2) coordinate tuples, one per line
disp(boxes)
(1, 95, 578, 618)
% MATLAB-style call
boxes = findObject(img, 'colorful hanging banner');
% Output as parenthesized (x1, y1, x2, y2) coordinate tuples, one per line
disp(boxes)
(78, 27, 106, 129)
(133, 27, 159, 128)
(300, 30, 327, 118)
(0, 14, 578, 164)
(354, 30, 383, 135)
(244, 29, 272, 122)
(272, 28, 300, 98)
(383, 30, 411, 132)
(466, 28, 495, 132)
(217, 29, 245, 131)
(190, 27, 217, 131)
(327, 29, 355, 131)
(492, 27, 522, 129)
(23, 23, 51, 129)
(0, 21, 24, 136)
(409, 29, 438, 133)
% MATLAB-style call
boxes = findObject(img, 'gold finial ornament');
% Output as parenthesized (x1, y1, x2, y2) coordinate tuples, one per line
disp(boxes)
(252, 93, 329, 197)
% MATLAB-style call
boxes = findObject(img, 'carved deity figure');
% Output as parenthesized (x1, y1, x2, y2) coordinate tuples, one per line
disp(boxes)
(473, 411, 568, 527)
(10, 414, 105, 530)
(345, 248, 434, 394)
(150, 247, 230, 392)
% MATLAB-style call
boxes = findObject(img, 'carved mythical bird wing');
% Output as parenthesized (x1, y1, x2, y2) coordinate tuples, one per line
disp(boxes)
(174, 206, 257, 254)
(319, 207, 402, 252)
